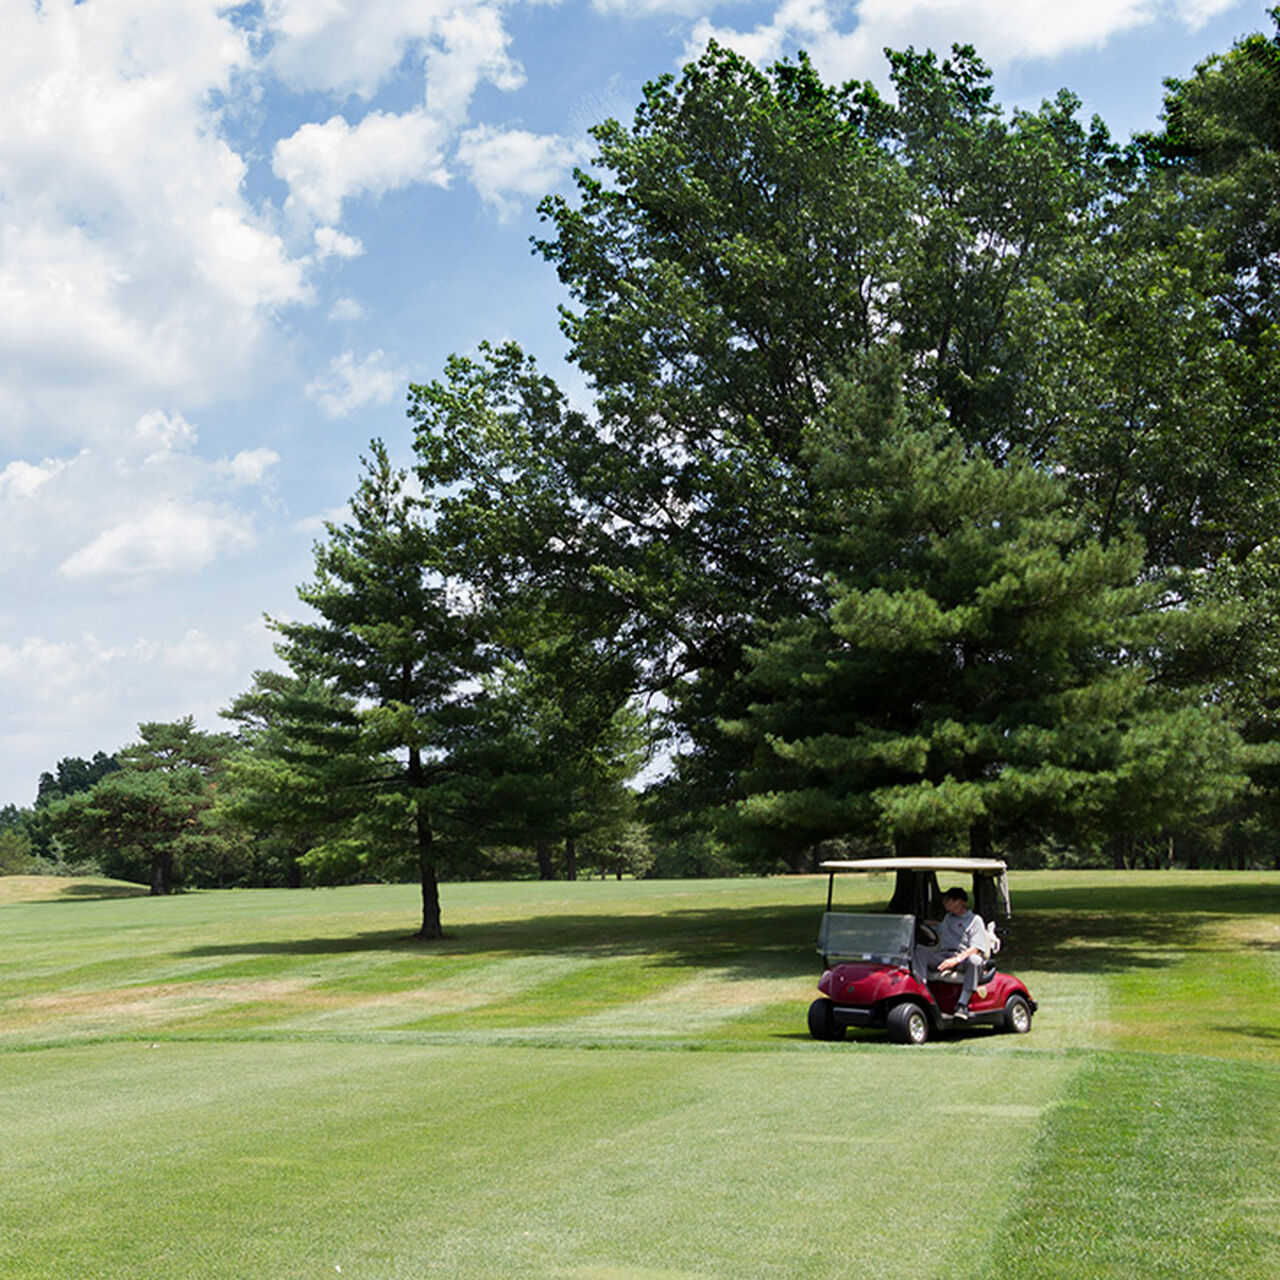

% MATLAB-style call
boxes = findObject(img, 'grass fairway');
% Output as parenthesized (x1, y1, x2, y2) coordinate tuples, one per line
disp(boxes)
(1, 873, 1277, 1278)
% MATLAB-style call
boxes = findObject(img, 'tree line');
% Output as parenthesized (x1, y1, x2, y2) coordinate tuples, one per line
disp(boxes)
(5, 15, 1280, 932)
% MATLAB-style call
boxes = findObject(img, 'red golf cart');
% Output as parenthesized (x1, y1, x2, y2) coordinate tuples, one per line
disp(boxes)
(807, 857, 1037, 1045)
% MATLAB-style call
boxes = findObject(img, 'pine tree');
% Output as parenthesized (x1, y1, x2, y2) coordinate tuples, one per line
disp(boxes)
(271, 442, 484, 938)
(724, 359, 1249, 862)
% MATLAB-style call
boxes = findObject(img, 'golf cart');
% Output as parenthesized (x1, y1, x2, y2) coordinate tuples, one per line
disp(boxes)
(807, 857, 1036, 1045)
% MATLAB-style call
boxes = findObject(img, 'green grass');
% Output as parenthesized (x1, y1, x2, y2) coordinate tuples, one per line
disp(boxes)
(1, 871, 1277, 1277)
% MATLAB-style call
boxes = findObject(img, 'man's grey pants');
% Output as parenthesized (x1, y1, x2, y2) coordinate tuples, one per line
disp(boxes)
(912, 948, 983, 1004)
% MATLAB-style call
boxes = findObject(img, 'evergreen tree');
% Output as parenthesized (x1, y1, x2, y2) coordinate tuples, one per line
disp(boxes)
(41, 719, 237, 894)
(271, 442, 485, 938)
(218, 671, 375, 888)
(724, 360, 1249, 863)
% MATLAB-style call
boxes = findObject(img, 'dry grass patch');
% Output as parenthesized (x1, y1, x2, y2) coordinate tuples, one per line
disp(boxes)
(0, 875, 146, 904)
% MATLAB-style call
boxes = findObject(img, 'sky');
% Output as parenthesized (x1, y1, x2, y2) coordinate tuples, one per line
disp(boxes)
(1, 0, 1273, 808)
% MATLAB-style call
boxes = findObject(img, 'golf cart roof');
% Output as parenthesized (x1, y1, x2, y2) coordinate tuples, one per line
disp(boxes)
(820, 857, 1012, 920)
(820, 857, 1008, 874)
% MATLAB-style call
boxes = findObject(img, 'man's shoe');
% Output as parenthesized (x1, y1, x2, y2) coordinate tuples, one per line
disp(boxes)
(954, 1004, 970, 1020)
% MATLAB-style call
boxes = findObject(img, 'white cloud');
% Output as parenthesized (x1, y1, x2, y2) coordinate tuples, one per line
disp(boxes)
(58, 503, 256, 582)
(457, 125, 592, 219)
(220, 449, 282, 486)
(592, 0, 740, 14)
(315, 227, 366, 260)
(266, 0, 454, 98)
(134, 411, 199, 457)
(306, 349, 407, 417)
(0, 622, 277, 802)
(1176, 0, 1244, 29)
(689, 0, 1236, 84)
(0, 0, 311, 447)
(274, 108, 451, 228)
(294, 503, 356, 536)
(424, 4, 525, 126)
(328, 296, 369, 323)
(0, 458, 70, 500)
(266, 0, 524, 113)
(0, 411, 279, 586)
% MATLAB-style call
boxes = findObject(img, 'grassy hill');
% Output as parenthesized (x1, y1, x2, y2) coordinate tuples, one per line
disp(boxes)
(1, 872, 1277, 1277)
(0, 874, 147, 904)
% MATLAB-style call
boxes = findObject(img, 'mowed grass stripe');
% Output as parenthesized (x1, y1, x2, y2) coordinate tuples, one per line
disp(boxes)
(988, 1051, 1280, 1279)
(2, 873, 1278, 1277)
(0, 1039, 1072, 1280)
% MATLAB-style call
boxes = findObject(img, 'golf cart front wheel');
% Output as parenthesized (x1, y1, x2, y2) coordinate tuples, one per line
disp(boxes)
(886, 1002, 930, 1045)
(1004, 994, 1033, 1034)
(808, 998, 844, 1041)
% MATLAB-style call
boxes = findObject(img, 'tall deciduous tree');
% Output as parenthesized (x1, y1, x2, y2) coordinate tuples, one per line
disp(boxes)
(520, 41, 1163, 810)
(404, 29, 1277, 866)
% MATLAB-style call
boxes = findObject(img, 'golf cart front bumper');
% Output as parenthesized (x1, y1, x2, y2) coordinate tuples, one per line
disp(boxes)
(829, 1004, 879, 1030)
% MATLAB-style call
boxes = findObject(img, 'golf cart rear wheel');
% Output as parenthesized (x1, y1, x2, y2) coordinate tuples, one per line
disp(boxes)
(808, 998, 844, 1041)
(1004, 994, 1033, 1034)
(887, 1002, 930, 1045)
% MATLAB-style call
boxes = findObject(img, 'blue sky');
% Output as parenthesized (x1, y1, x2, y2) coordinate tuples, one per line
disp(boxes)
(1, 0, 1272, 807)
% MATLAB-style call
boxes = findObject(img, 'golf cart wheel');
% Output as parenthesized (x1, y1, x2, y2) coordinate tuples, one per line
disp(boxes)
(1004, 994, 1033, 1034)
(886, 1002, 930, 1046)
(808, 998, 844, 1041)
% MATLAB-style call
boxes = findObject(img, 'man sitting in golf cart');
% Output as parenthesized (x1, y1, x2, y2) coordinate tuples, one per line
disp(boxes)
(910, 887, 989, 1020)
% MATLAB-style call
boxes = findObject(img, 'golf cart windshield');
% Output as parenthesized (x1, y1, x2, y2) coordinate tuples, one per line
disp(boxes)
(818, 913, 915, 966)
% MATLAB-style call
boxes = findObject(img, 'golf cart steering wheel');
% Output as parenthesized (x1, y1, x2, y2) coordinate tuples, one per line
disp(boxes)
(915, 922, 938, 946)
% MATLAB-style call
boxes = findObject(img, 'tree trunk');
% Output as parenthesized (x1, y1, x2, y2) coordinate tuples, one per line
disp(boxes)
(408, 749, 442, 939)
(564, 834, 578, 881)
(150, 850, 172, 896)
(286, 851, 304, 889)
(1111, 835, 1130, 871)
(418, 856, 442, 940)
(968, 816, 994, 859)
(536, 841, 555, 881)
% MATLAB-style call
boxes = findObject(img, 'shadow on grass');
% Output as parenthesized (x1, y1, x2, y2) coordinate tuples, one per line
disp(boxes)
(1213, 1025, 1280, 1043)
(177, 876, 1279, 982)
(180, 904, 820, 980)
(1014, 879, 1280, 918)
(30, 882, 150, 902)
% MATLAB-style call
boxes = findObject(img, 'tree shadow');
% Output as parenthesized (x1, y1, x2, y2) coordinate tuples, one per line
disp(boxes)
(29, 881, 150, 901)
(1211, 1025, 1280, 1043)
(175, 878, 1275, 982)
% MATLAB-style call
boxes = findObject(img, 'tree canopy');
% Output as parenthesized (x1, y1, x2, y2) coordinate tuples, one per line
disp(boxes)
(34, 16, 1280, 897)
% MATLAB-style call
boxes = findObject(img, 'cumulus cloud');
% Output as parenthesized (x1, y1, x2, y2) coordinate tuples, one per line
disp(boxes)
(274, 108, 452, 228)
(424, 4, 525, 126)
(688, 0, 1240, 83)
(58, 504, 256, 582)
(456, 125, 592, 219)
(306, 350, 407, 418)
(219, 448, 282, 487)
(0, 458, 70, 500)
(0, 621, 276, 803)
(315, 227, 366, 260)
(0, 0, 312, 447)
(591, 0, 747, 15)
(0, 410, 278, 588)
(328, 296, 369, 323)
(0, 1, 551, 454)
